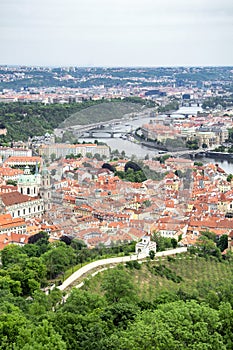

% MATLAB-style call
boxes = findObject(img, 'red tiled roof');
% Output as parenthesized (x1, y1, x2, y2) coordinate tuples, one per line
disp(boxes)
(0, 192, 40, 206)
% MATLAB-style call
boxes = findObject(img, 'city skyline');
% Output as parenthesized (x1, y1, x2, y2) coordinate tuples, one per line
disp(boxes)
(1, 0, 233, 67)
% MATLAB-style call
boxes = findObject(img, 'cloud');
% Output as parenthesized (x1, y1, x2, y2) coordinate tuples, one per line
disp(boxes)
(0, 0, 232, 66)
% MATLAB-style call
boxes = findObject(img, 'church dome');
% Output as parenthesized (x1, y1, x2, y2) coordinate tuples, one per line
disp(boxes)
(18, 166, 41, 185)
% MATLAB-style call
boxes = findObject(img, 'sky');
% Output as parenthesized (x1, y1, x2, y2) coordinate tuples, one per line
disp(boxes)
(1, 0, 233, 67)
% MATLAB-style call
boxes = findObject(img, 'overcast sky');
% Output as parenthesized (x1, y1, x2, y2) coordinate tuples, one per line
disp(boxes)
(1, 0, 233, 67)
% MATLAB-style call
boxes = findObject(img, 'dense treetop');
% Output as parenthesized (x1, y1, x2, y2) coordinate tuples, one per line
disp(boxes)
(0, 228, 233, 350)
(0, 99, 154, 142)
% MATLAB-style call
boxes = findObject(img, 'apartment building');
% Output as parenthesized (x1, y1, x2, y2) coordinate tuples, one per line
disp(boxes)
(0, 147, 32, 159)
(38, 143, 110, 159)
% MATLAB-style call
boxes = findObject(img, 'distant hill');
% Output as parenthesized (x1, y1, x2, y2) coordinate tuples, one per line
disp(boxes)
(0, 99, 149, 142)
(59, 101, 145, 128)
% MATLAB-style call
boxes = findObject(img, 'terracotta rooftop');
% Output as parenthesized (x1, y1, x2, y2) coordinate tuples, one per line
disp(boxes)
(0, 192, 40, 206)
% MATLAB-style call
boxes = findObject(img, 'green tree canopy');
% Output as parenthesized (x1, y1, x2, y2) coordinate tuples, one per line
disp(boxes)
(102, 267, 138, 304)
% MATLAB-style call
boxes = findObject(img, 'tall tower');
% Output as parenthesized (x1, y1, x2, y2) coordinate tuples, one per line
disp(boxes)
(40, 165, 52, 212)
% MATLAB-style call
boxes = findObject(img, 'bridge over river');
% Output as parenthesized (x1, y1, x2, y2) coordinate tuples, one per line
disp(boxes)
(156, 147, 218, 159)
(56, 118, 129, 138)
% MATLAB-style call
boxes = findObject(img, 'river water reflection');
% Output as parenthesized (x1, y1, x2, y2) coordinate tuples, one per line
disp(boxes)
(79, 115, 160, 159)
(79, 109, 233, 174)
(195, 156, 233, 175)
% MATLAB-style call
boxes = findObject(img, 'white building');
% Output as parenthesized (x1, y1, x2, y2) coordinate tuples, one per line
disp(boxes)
(17, 166, 41, 197)
(135, 235, 157, 256)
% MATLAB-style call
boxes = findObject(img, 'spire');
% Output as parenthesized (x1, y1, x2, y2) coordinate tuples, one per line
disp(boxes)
(35, 161, 39, 174)
(41, 164, 49, 176)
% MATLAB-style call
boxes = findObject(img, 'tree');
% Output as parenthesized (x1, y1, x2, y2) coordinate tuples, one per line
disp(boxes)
(50, 153, 56, 162)
(60, 235, 72, 245)
(28, 231, 50, 256)
(1, 245, 27, 268)
(94, 153, 102, 161)
(218, 302, 233, 348)
(70, 239, 87, 251)
(86, 152, 93, 158)
(196, 235, 221, 259)
(102, 267, 138, 304)
(125, 161, 141, 172)
(121, 150, 126, 158)
(109, 300, 226, 350)
(50, 310, 106, 350)
(42, 244, 75, 279)
(171, 238, 178, 248)
(217, 235, 228, 252)
(15, 319, 67, 350)
(6, 179, 17, 186)
(81, 162, 92, 169)
(62, 289, 106, 315)
(174, 169, 183, 178)
(186, 139, 199, 150)
(200, 230, 216, 242)
(111, 149, 120, 156)
(22, 244, 40, 258)
(101, 302, 140, 329)
(28, 231, 49, 244)
(102, 163, 115, 172)
(152, 232, 173, 252)
(22, 257, 47, 289)
(194, 161, 203, 167)
(143, 200, 151, 208)
(0, 311, 29, 349)
(149, 250, 155, 260)
(0, 276, 22, 296)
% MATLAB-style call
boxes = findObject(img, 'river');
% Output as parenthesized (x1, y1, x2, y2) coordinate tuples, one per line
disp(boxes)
(79, 114, 159, 159)
(79, 106, 233, 174)
(195, 156, 233, 174)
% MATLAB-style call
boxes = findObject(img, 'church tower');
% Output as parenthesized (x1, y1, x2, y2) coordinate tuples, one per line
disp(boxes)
(40, 165, 52, 212)
(17, 166, 41, 197)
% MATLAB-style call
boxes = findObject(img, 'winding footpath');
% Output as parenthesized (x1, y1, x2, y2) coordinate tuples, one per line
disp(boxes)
(58, 247, 187, 292)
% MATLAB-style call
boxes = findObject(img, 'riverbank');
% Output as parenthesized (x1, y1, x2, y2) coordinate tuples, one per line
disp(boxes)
(205, 151, 233, 160)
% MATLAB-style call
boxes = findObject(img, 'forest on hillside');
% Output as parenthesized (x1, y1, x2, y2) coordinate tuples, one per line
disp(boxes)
(0, 230, 233, 349)
(0, 98, 153, 143)
(0, 100, 103, 142)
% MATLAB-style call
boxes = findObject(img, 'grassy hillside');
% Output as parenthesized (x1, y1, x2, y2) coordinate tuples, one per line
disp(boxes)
(59, 101, 145, 128)
(0, 99, 149, 142)
(0, 245, 232, 349)
(79, 254, 233, 304)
